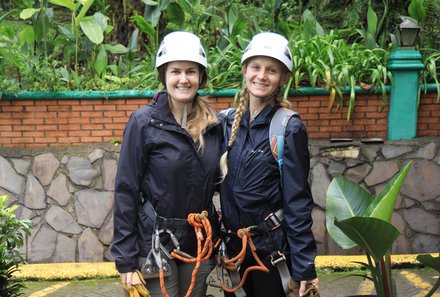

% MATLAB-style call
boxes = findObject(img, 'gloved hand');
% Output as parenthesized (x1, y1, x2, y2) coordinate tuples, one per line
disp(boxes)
(121, 270, 150, 297)
(287, 279, 320, 297)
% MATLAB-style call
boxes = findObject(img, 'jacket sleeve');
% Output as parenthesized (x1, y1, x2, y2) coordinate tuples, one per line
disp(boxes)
(281, 117, 317, 281)
(111, 111, 148, 273)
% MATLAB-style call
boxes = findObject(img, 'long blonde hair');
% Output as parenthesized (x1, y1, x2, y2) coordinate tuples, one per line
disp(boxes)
(219, 63, 291, 177)
(183, 95, 218, 151)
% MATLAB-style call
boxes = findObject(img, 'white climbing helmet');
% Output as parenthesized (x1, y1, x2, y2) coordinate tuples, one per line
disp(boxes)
(241, 32, 293, 72)
(155, 31, 207, 68)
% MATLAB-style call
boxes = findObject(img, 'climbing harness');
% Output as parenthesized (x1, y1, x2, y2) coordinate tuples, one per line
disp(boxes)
(211, 209, 293, 296)
(141, 197, 213, 297)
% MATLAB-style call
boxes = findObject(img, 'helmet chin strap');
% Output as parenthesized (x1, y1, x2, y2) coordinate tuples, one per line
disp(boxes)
(181, 103, 188, 129)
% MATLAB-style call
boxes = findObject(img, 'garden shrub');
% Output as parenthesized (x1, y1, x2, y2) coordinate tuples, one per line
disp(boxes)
(0, 195, 32, 297)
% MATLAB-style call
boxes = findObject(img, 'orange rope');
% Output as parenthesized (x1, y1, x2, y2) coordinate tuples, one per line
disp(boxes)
(220, 228, 269, 293)
(159, 211, 213, 297)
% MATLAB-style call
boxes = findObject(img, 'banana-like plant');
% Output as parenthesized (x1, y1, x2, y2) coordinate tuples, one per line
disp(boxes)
(326, 161, 412, 297)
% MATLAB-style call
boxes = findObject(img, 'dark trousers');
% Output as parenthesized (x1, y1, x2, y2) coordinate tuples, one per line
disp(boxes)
(223, 257, 287, 297)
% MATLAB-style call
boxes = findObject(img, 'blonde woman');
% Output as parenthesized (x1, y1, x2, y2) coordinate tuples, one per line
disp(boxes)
(111, 31, 221, 297)
(219, 32, 319, 297)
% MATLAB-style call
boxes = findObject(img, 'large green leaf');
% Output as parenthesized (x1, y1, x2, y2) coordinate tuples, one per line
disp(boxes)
(369, 162, 412, 222)
(133, 15, 154, 37)
(94, 45, 108, 76)
(48, 0, 76, 11)
(408, 0, 426, 24)
(326, 176, 373, 249)
(75, 0, 95, 26)
(367, 2, 377, 35)
(80, 16, 104, 44)
(19, 8, 40, 20)
(417, 254, 440, 273)
(167, 3, 185, 26)
(103, 44, 128, 54)
(335, 217, 400, 262)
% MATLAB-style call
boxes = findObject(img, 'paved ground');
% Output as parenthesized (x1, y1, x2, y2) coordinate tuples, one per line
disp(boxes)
(23, 268, 439, 297)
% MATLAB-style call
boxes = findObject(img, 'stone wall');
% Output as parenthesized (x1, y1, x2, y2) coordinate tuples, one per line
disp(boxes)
(0, 139, 439, 263)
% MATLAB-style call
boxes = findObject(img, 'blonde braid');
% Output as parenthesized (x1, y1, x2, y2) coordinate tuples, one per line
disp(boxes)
(219, 88, 249, 178)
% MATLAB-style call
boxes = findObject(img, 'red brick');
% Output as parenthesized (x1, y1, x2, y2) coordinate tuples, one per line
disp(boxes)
(26, 105, 47, 112)
(95, 105, 116, 111)
(1, 106, 23, 112)
(58, 124, 81, 131)
(35, 137, 57, 143)
(22, 118, 44, 125)
(0, 131, 22, 137)
(58, 100, 81, 105)
(13, 125, 35, 131)
(82, 124, 104, 130)
(91, 117, 112, 124)
(80, 111, 103, 118)
(0, 126, 12, 131)
(35, 111, 57, 118)
(72, 105, 94, 111)
(92, 130, 113, 137)
(113, 117, 130, 123)
(48, 105, 71, 111)
(45, 118, 68, 124)
(46, 131, 66, 137)
(104, 111, 126, 117)
(0, 113, 12, 119)
(80, 136, 103, 142)
(68, 118, 89, 124)
(12, 137, 34, 143)
(58, 111, 81, 118)
(0, 119, 21, 125)
(69, 130, 91, 137)
(23, 131, 44, 137)
(58, 137, 80, 143)
(39, 125, 58, 131)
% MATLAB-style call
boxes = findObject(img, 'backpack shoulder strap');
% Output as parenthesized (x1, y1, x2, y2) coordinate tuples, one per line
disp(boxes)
(269, 108, 299, 170)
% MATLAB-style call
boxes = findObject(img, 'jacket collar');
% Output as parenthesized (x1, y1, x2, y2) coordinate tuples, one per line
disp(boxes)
(241, 102, 281, 127)
(151, 91, 222, 132)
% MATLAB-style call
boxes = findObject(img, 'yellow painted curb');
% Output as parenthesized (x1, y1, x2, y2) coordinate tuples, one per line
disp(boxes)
(14, 262, 119, 280)
(13, 254, 436, 280)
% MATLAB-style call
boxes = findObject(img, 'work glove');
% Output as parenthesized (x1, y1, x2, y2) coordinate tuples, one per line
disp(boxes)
(287, 279, 320, 297)
(122, 270, 151, 297)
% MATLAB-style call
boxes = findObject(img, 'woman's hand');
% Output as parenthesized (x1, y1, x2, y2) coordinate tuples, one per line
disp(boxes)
(299, 278, 319, 296)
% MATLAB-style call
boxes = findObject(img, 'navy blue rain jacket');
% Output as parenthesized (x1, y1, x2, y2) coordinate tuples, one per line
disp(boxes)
(111, 92, 222, 273)
(219, 103, 317, 281)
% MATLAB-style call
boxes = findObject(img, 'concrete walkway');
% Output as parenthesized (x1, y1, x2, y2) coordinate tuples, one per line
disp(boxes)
(16, 255, 440, 297)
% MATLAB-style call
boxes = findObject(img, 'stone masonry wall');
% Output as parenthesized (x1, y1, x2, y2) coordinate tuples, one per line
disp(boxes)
(0, 139, 439, 263)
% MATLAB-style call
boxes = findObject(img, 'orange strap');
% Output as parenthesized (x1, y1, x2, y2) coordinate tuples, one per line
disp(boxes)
(220, 228, 269, 293)
(159, 211, 213, 297)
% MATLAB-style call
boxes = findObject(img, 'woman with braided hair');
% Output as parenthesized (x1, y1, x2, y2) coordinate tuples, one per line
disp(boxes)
(219, 32, 319, 297)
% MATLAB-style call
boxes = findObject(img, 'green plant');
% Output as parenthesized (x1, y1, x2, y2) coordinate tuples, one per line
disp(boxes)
(416, 254, 440, 297)
(0, 195, 33, 297)
(326, 161, 412, 297)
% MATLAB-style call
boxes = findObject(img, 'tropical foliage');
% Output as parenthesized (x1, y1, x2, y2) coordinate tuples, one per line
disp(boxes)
(0, 195, 33, 297)
(326, 162, 412, 297)
(0, 0, 439, 117)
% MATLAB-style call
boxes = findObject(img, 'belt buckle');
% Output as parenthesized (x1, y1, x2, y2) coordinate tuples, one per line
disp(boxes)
(264, 212, 282, 231)
(270, 251, 286, 266)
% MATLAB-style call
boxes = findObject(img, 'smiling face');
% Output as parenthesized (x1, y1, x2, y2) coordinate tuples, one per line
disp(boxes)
(165, 61, 201, 104)
(243, 56, 288, 101)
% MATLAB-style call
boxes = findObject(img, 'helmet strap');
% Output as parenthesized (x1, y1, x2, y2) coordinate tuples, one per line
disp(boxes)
(181, 103, 188, 129)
